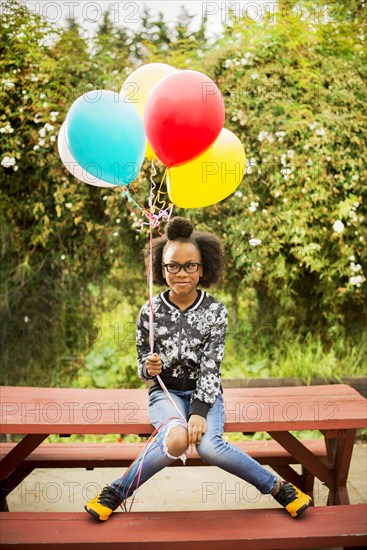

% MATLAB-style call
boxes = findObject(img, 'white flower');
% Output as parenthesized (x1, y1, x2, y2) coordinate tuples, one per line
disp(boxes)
(116, 218, 121, 224)
(350, 262, 362, 273)
(65, 203, 72, 209)
(61, 255, 65, 260)
(258, 131, 274, 143)
(333, 220, 344, 233)
(0, 124, 14, 134)
(1, 156, 16, 168)
(249, 238, 261, 246)
(349, 275, 366, 286)
(224, 59, 232, 68)
(251, 72, 259, 80)
(287, 150, 295, 158)
(275, 131, 286, 142)
(235, 191, 243, 198)
(113, 231, 119, 237)
(316, 127, 326, 136)
(24, 316, 30, 323)
(248, 201, 259, 213)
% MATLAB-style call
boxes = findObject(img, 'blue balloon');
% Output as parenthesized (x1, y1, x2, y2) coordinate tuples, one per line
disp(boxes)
(66, 90, 146, 186)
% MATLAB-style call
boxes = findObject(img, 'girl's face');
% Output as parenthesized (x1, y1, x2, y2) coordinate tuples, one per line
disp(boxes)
(161, 242, 203, 298)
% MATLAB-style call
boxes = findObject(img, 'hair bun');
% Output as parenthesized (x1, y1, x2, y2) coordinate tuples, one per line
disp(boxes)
(165, 217, 193, 240)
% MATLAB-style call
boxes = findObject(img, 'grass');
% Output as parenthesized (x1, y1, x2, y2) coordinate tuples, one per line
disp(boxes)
(222, 329, 367, 382)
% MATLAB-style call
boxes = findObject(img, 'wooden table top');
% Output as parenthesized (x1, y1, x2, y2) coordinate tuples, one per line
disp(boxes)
(1, 384, 366, 434)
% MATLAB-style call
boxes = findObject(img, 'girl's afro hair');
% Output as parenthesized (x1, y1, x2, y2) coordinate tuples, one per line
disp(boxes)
(143, 216, 224, 288)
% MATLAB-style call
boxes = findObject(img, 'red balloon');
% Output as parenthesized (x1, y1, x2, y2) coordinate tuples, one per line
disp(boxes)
(144, 70, 225, 167)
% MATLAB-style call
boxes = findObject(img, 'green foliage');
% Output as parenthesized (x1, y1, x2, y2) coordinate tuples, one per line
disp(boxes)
(191, 0, 366, 340)
(222, 326, 366, 380)
(0, 1, 142, 384)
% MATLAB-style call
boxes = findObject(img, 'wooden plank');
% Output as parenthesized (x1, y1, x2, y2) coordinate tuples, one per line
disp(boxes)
(221, 377, 367, 398)
(1, 385, 366, 434)
(0, 506, 366, 549)
(0, 439, 328, 468)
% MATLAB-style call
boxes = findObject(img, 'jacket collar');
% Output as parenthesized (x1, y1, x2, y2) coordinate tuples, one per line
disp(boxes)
(160, 289, 205, 311)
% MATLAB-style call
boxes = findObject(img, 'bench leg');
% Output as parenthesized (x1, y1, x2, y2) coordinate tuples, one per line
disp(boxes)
(0, 465, 35, 499)
(324, 429, 355, 505)
(271, 466, 303, 489)
(301, 466, 315, 503)
(0, 495, 9, 512)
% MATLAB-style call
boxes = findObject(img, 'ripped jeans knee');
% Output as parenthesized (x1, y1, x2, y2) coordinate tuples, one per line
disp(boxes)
(157, 423, 188, 464)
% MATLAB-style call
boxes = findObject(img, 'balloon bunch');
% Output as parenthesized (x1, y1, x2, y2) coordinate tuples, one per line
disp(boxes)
(58, 62, 246, 210)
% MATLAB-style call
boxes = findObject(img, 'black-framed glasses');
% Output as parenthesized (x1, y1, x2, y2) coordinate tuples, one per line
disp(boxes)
(162, 262, 202, 274)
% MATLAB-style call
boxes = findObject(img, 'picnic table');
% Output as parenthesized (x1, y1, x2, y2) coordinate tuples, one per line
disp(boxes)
(1, 383, 366, 548)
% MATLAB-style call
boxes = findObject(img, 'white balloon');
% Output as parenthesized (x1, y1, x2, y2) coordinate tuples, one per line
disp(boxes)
(57, 121, 117, 188)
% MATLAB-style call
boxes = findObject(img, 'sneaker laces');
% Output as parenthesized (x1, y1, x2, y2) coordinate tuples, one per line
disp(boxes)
(273, 482, 297, 506)
(97, 486, 121, 510)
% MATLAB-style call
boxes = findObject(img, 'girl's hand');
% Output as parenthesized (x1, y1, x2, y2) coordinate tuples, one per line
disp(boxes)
(145, 352, 163, 377)
(188, 414, 206, 447)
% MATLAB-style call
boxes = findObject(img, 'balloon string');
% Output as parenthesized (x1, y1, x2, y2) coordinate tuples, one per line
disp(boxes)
(148, 165, 155, 353)
(147, 163, 187, 425)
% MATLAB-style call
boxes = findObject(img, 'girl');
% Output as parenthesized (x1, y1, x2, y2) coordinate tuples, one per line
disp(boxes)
(85, 216, 312, 521)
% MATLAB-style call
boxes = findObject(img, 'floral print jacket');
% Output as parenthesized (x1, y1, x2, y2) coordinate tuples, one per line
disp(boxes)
(136, 289, 228, 419)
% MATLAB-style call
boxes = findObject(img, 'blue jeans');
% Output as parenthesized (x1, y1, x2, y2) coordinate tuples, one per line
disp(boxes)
(109, 389, 278, 501)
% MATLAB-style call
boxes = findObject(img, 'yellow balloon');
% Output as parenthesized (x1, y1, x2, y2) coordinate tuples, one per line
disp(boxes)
(145, 142, 156, 161)
(120, 63, 178, 160)
(167, 128, 246, 208)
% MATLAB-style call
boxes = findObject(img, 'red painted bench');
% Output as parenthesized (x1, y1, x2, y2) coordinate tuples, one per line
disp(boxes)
(1, 505, 366, 549)
(0, 438, 327, 468)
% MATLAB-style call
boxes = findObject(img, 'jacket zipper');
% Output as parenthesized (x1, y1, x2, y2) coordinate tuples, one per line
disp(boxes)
(178, 312, 187, 391)
(178, 312, 183, 363)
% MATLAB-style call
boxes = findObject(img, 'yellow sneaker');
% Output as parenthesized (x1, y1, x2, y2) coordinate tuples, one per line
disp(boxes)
(273, 481, 313, 517)
(84, 485, 122, 521)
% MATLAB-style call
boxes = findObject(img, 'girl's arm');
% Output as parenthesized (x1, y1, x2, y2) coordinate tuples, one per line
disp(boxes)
(189, 304, 228, 419)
